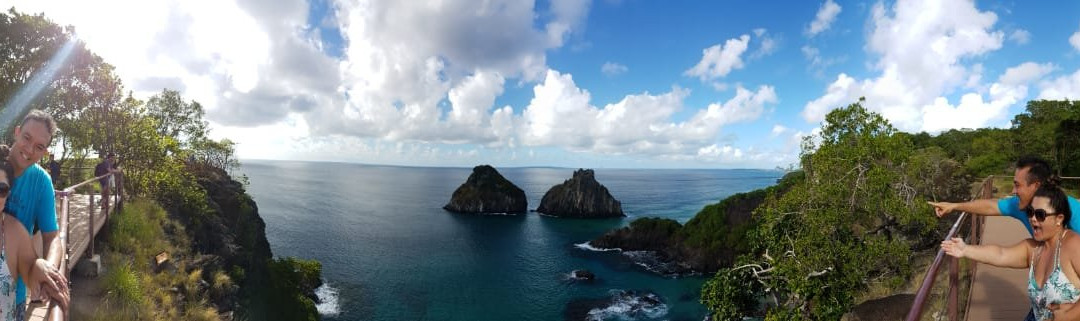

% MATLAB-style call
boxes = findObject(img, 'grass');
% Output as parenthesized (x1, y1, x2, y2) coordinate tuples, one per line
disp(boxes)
(86, 198, 225, 320)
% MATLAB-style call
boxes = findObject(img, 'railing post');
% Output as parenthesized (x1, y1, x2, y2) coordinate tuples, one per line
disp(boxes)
(89, 185, 95, 259)
(949, 255, 959, 321)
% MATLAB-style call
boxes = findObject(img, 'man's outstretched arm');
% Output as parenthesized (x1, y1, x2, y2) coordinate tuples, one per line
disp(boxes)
(928, 199, 1003, 218)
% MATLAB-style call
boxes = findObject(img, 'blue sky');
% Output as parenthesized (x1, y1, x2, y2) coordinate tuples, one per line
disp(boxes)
(9, 0, 1080, 168)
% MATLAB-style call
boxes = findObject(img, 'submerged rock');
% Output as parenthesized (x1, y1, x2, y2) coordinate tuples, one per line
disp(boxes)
(571, 269, 596, 281)
(444, 165, 527, 214)
(565, 290, 668, 321)
(537, 169, 624, 218)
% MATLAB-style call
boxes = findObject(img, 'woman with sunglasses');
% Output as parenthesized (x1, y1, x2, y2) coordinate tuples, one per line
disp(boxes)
(0, 145, 68, 319)
(943, 184, 1080, 321)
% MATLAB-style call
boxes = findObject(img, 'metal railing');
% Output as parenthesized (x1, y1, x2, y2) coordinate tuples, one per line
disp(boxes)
(28, 170, 123, 321)
(906, 175, 1080, 321)
(905, 176, 995, 321)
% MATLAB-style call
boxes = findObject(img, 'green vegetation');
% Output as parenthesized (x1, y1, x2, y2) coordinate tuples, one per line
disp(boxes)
(681, 171, 803, 257)
(699, 98, 1080, 320)
(701, 100, 971, 320)
(1, 8, 321, 320)
(85, 199, 219, 321)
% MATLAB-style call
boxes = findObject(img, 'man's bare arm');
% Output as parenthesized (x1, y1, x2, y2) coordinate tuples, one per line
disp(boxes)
(928, 199, 1003, 218)
(41, 231, 60, 264)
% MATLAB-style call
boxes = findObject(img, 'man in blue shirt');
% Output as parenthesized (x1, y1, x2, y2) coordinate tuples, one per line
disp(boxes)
(929, 156, 1080, 236)
(5, 110, 64, 321)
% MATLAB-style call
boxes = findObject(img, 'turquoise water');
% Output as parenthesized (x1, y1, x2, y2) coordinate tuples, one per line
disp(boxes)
(240, 161, 781, 321)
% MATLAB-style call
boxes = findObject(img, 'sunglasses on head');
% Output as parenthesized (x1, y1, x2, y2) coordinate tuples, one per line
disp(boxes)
(1026, 207, 1060, 222)
(0, 182, 8, 198)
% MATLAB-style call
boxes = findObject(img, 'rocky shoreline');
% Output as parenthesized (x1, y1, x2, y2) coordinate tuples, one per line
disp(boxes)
(586, 171, 801, 275)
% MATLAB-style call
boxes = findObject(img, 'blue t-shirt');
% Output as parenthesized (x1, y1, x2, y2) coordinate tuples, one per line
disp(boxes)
(4, 164, 58, 306)
(998, 195, 1080, 236)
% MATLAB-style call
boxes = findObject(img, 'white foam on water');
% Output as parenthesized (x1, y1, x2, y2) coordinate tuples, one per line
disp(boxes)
(585, 290, 668, 321)
(315, 282, 341, 316)
(575, 242, 622, 252)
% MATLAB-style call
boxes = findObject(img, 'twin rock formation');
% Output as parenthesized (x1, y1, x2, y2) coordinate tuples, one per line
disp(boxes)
(444, 165, 624, 218)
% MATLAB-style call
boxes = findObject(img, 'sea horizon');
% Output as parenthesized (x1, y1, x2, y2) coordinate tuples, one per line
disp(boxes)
(238, 158, 790, 172)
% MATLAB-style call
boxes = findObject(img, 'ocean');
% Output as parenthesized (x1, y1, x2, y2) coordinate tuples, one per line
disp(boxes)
(240, 160, 782, 321)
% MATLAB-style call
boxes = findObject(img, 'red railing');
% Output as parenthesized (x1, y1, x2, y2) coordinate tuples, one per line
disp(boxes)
(905, 176, 994, 321)
(28, 170, 123, 321)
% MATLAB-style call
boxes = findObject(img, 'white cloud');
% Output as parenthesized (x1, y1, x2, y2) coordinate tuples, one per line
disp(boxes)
(802, 0, 1007, 132)
(1009, 29, 1031, 45)
(750, 29, 778, 59)
(521, 69, 778, 159)
(601, 62, 628, 76)
(999, 62, 1055, 86)
(1071, 24, 1080, 51)
(922, 62, 1051, 132)
(710, 82, 729, 91)
(1039, 69, 1080, 100)
(684, 34, 750, 81)
(310, 0, 591, 144)
(806, 0, 842, 37)
(771, 124, 790, 137)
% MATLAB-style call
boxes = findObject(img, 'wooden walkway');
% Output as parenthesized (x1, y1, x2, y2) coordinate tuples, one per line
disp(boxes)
(26, 193, 116, 321)
(965, 215, 1031, 320)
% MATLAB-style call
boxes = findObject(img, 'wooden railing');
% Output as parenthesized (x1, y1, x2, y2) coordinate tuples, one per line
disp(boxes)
(27, 170, 123, 321)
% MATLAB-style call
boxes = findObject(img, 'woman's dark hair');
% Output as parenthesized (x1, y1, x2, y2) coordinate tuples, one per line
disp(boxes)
(1035, 181, 1072, 229)
(0, 145, 13, 184)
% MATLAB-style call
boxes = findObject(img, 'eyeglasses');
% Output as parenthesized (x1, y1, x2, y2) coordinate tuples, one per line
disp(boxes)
(1026, 207, 1061, 222)
(0, 182, 9, 198)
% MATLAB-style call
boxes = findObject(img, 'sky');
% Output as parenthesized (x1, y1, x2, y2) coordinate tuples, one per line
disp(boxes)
(5, 0, 1080, 169)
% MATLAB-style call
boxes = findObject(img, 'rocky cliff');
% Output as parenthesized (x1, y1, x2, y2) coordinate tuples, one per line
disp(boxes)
(537, 169, 624, 218)
(444, 165, 528, 214)
(590, 171, 802, 274)
(178, 163, 322, 320)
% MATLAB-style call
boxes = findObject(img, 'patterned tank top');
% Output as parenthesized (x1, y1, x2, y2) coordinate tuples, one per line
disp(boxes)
(0, 214, 15, 321)
(1028, 230, 1080, 321)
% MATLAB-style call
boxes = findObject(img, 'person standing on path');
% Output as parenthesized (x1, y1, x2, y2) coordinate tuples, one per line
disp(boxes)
(93, 153, 114, 213)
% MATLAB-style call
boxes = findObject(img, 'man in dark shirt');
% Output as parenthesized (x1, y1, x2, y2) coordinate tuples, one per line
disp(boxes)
(94, 153, 114, 212)
(47, 157, 60, 187)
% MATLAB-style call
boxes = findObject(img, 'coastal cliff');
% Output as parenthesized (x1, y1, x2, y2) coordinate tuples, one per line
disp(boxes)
(444, 165, 528, 214)
(537, 169, 624, 218)
(178, 163, 322, 320)
(590, 171, 801, 274)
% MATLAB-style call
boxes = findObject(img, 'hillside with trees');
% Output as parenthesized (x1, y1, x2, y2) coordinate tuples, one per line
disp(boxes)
(1, 8, 320, 320)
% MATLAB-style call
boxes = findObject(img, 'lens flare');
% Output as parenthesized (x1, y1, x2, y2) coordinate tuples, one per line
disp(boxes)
(0, 35, 79, 128)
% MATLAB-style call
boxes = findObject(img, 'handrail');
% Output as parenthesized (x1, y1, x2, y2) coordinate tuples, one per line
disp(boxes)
(30, 170, 123, 321)
(905, 176, 995, 321)
(907, 175, 1080, 321)
(905, 213, 969, 321)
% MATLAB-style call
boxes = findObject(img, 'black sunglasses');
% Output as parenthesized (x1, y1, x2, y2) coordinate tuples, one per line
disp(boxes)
(1026, 207, 1060, 222)
(0, 182, 8, 198)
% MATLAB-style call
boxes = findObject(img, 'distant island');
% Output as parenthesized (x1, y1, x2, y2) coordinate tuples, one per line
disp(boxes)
(444, 165, 528, 214)
(537, 169, 624, 219)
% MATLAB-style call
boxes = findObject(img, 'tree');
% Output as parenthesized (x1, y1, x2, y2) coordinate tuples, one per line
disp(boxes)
(0, 8, 124, 158)
(145, 89, 208, 150)
(1012, 100, 1080, 175)
(702, 100, 958, 320)
(1054, 118, 1080, 177)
